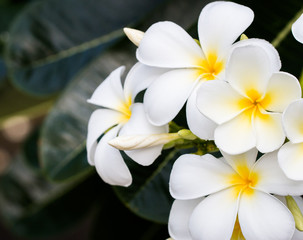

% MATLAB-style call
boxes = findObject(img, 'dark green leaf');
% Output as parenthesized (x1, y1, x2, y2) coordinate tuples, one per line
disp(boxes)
(0, 59, 7, 88)
(0, 154, 106, 238)
(23, 126, 41, 171)
(4, 0, 167, 96)
(114, 149, 193, 224)
(39, 0, 207, 182)
(9, 176, 103, 238)
(91, 185, 168, 240)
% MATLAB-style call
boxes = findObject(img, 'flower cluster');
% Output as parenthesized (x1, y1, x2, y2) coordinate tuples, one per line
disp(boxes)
(87, 2, 303, 240)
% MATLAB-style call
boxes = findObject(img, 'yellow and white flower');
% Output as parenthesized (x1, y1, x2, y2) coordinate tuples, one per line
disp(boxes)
(136, 1, 254, 140)
(278, 99, 303, 180)
(169, 149, 303, 240)
(197, 45, 301, 154)
(86, 64, 168, 187)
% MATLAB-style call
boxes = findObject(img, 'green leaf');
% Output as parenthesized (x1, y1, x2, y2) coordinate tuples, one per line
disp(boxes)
(0, 0, 32, 37)
(0, 153, 106, 238)
(114, 149, 193, 223)
(39, 0, 208, 182)
(0, 0, 33, 87)
(0, 58, 7, 88)
(4, 0, 167, 96)
(22, 126, 41, 171)
(91, 186, 168, 240)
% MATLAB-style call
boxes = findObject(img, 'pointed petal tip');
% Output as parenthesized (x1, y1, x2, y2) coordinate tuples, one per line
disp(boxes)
(124, 27, 144, 46)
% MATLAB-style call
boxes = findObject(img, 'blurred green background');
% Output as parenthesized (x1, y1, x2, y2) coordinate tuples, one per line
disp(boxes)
(0, 0, 302, 239)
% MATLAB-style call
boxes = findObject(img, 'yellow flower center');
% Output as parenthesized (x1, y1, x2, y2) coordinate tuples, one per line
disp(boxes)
(238, 89, 271, 120)
(117, 96, 132, 123)
(195, 52, 225, 81)
(228, 161, 259, 198)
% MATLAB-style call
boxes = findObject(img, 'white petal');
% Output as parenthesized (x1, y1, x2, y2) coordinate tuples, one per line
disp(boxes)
(253, 151, 303, 196)
(282, 99, 303, 143)
(226, 45, 272, 98)
(169, 154, 235, 200)
(87, 66, 126, 110)
(221, 148, 258, 177)
(94, 126, 132, 187)
(198, 1, 253, 58)
(144, 69, 198, 126)
(292, 13, 303, 44)
(137, 21, 204, 68)
(123, 62, 168, 100)
(186, 84, 217, 140)
(278, 142, 303, 180)
(189, 188, 240, 240)
(254, 111, 285, 153)
(238, 191, 295, 240)
(168, 198, 203, 240)
(119, 103, 168, 166)
(214, 110, 256, 155)
(196, 80, 250, 125)
(230, 38, 281, 73)
(86, 109, 123, 165)
(262, 72, 301, 112)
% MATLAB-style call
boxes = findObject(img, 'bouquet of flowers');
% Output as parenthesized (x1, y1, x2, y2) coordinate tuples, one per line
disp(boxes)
(1, 0, 303, 239)
(87, 2, 303, 239)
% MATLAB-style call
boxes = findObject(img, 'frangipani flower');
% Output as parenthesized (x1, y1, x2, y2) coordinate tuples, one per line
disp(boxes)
(169, 149, 303, 240)
(136, 1, 254, 140)
(292, 13, 303, 44)
(86, 64, 168, 187)
(278, 99, 303, 180)
(197, 45, 301, 154)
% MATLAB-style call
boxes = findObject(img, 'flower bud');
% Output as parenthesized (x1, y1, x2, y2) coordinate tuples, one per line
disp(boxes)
(178, 129, 197, 140)
(123, 28, 144, 46)
(240, 33, 248, 40)
(108, 133, 179, 150)
(286, 195, 303, 231)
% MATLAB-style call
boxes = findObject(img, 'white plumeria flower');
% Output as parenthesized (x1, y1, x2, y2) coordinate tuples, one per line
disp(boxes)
(292, 13, 303, 44)
(136, 1, 254, 140)
(86, 63, 168, 187)
(169, 149, 303, 240)
(168, 197, 303, 240)
(278, 99, 303, 180)
(197, 44, 301, 154)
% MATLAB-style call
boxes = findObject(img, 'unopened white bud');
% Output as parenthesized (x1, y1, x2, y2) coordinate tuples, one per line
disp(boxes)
(123, 28, 144, 46)
(108, 133, 179, 150)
